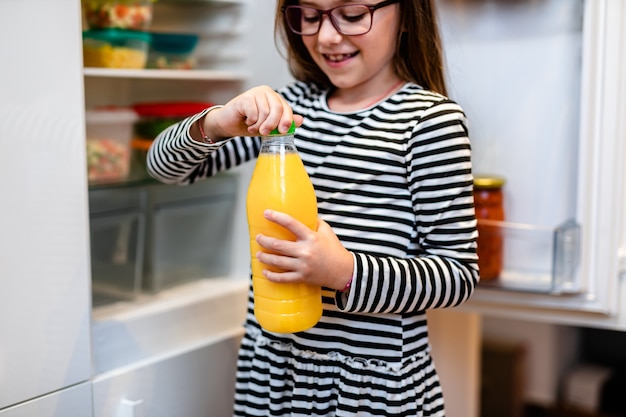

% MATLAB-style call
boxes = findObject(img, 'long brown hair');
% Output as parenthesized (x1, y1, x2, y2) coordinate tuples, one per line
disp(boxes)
(274, 0, 448, 96)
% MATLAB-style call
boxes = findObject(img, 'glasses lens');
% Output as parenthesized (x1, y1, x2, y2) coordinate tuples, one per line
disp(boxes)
(285, 6, 321, 35)
(331, 5, 372, 36)
(284, 4, 374, 36)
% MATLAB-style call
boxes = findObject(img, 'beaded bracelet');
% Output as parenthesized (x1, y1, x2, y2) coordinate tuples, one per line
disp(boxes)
(197, 117, 214, 144)
(340, 277, 353, 293)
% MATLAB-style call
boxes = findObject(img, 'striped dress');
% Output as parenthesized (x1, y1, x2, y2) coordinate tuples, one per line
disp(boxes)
(147, 81, 479, 417)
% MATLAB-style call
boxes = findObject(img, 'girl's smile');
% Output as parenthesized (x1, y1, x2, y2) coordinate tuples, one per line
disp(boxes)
(322, 51, 359, 68)
(323, 52, 358, 63)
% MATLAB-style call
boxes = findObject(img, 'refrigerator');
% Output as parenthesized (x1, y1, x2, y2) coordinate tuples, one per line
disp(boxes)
(1, 0, 625, 416)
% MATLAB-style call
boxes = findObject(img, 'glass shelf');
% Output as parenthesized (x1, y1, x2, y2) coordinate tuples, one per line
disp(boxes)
(476, 219, 581, 294)
(157, 0, 244, 4)
(83, 67, 247, 81)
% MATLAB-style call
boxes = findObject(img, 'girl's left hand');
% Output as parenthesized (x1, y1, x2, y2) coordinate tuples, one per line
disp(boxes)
(255, 209, 353, 291)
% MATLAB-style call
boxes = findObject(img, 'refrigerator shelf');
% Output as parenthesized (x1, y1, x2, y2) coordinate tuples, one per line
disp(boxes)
(476, 219, 581, 294)
(83, 67, 247, 81)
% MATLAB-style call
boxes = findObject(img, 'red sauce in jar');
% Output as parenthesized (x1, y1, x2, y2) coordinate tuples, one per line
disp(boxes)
(473, 176, 506, 281)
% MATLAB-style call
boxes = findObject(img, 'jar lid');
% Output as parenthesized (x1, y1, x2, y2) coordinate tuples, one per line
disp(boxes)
(82, 29, 151, 44)
(150, 32, 199, 54)
(474, 175, 506, 189)
(132, 101, 214, 117)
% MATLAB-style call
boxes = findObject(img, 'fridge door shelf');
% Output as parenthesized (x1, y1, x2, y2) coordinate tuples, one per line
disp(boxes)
(476, 219, 580, 295)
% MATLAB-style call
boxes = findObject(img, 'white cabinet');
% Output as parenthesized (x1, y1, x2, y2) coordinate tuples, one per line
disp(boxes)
(91, 278, 248, 417)
(92, 332, 244, 417)
(0, 0, 93, 413)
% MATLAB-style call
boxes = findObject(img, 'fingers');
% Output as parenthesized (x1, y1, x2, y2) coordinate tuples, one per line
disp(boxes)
(235, 86, 299, 136)
(204, 86, 305, 144)
(255, 250, 302, 283)
(254, 210, 314, 282)
(263, 209, 313, 237)
(253, 214, 353, 290)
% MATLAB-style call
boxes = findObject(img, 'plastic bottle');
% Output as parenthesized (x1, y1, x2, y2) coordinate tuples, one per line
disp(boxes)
(246, 122, 322, 333)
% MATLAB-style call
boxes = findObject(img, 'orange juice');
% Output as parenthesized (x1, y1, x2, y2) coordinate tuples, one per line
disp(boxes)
(246, 125, 322, 333)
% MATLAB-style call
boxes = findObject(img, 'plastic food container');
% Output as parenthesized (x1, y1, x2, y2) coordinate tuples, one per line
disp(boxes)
(130, 102, 213, 176)
(133, 101, 213, 139)
(89, 186, 146, 306)
(143, 174, 238, 292)
(83, 29, 151, 69)
(147, 32, 199, 70)
(86, 107, 138, 184)
(82, 0, 156, 31)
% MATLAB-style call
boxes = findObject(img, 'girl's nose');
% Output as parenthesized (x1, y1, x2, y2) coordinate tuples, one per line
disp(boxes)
(317, 15, 342, 42)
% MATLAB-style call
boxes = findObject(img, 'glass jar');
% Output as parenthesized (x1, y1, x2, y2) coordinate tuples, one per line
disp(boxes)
(473, 175, 506, 281)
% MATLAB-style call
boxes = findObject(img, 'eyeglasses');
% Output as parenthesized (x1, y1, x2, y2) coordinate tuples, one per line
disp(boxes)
(282, 0, 400, 36)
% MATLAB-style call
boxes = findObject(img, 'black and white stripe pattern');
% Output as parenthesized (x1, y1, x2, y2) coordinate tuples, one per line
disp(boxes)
(147, 81, 478, 416)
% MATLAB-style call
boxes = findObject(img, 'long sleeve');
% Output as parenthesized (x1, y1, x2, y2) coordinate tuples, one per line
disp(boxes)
(336, 100, 478, 314)
(146, 107, 260, 185)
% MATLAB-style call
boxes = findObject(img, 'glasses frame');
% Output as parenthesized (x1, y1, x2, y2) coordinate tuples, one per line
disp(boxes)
(282, 0, 401, 36)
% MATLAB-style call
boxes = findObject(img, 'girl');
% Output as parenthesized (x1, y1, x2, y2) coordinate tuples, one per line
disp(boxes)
(147, 0, 479, 415)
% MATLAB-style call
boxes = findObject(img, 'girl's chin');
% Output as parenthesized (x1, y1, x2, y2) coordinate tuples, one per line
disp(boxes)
(322, 68, 360, 88)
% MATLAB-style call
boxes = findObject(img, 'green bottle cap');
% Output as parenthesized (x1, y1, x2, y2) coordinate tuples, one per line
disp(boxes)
(269, 121, 296, 136)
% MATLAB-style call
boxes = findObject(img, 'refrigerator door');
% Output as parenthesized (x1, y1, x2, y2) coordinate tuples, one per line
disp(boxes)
(438, 0, 626, 318)
(0, 0, 92, 410)
(0, 384, 92, 417)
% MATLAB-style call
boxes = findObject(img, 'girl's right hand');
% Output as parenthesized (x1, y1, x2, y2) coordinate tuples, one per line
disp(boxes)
(201, 85, 303, 140)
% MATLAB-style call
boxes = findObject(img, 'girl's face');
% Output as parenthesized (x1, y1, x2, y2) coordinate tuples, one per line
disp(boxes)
(299, 0, 401, 94)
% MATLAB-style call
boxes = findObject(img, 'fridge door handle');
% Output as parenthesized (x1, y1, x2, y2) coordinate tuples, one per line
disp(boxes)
(117, 398, 144, 417)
